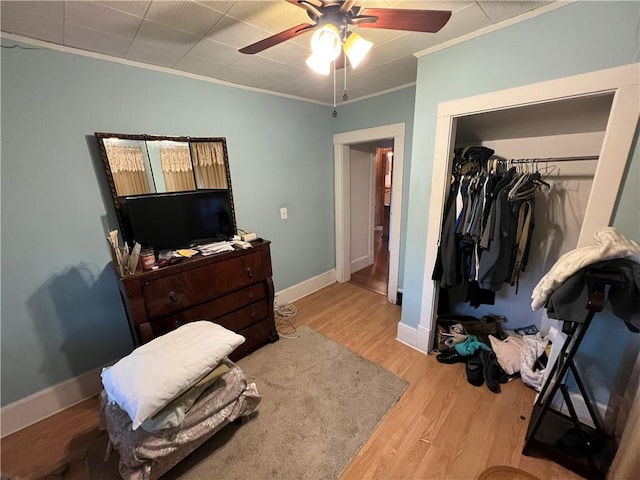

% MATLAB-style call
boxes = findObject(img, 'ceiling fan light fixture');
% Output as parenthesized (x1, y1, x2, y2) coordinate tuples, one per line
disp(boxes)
(306, 53, 331, 75)
(310, 24, 342, 62)
(344, 32, 373, 69)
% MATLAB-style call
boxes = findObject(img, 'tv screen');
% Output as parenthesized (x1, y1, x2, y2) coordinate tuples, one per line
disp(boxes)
(120, 190, 235, 250)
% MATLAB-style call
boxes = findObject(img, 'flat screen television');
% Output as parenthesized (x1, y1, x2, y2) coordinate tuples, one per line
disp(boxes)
(119, 189, 235, 250)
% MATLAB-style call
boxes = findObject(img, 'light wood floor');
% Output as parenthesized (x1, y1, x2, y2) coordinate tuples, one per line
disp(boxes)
(349, 228, 389, 296)
(1, 283, 583, 480)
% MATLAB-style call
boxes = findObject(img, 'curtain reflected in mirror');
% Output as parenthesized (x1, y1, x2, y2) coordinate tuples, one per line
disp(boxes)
(158, 142, 196, 192)
(191, 142, 228, 189)
(104, 140, 153, 196)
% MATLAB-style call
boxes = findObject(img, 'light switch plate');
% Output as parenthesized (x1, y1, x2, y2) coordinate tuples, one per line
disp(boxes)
(280, 207, 288, 220)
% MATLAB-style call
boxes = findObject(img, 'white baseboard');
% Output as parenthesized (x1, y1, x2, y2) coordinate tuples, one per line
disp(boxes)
(274, 269, 336, 306)
(350, 255, 371, 274)
(1, 366, 103, 438)
(396, 322, 429, 354)
(1, 270, 337, 438)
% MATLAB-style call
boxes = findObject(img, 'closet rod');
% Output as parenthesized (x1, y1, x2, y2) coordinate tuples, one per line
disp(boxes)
(509, 155, 599, 164)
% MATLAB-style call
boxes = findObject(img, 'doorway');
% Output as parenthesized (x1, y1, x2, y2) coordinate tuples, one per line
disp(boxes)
(349, 145, 393, 296)
(333, 123, 405, 304)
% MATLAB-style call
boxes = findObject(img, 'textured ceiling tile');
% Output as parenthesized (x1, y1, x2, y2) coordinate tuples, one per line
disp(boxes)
(189, 37, 242, 64)
(425, 2, 492, 42)
(135, 20, 200, 51)
(230, 52, 282, 73)
(206, 14, 271, 49)
(226, 1, 308, 33)
(144, 0, 224, 36)
(256, 39, 309, 65)
(126, 39, 187, 67)
(392, 0, 475, 13)
(349, 26, 406, 47)
(195, 1, 237, 15)
(346, 55, 417, 95)
(1, 1, 64, 19)
(98, 1, 152, 18)
(64, 23, 132, 57)
(0, 5, 63, 44)
(65, 1, 143, 39)
(477, 0, 553, 24)
(285, 78, 333, 103)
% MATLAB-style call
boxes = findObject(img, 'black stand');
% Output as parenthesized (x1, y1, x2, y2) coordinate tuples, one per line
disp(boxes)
(522, 268, 625, 479)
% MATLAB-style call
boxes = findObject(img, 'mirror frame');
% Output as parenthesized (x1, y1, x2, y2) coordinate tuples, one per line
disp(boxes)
(95, 132, 237, 245)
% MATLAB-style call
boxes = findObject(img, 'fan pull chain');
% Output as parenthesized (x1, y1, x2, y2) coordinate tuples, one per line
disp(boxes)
(342, 21, 349, 102)
(332, 62, 337, 117)
(343, 61, 348, 101)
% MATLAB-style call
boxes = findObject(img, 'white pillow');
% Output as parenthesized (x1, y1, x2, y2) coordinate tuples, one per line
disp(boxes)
(101, 321, 244, 430)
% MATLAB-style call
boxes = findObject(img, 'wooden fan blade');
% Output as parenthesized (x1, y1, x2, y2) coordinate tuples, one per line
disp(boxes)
(357, 8, 452, 33)
(340, 0, 357, 13)
(239, 23, 315, 54)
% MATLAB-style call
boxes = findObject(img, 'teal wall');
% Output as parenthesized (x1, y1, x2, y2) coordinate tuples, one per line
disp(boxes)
(401, 1, 639, 404)
(1, 42, 336, 405)
(332, 85, 417, 289)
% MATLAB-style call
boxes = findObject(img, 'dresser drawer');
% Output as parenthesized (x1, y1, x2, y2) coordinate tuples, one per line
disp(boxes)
(229, 319, 275, 361)
(215, 301, 268, 332)
(149, 300, 268, 338)
(142, 250, 265, 319)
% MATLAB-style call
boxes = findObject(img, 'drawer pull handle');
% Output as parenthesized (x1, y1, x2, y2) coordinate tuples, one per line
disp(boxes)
(246, 267, 253, 278)
(174, 320, 182, 328)
(168, 292, 179, 303)
(250, 309, 257, 318)
(248, 291, 255, 299)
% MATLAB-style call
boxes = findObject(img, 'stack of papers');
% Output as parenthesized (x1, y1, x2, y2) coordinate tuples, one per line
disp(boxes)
(195, 240, 253, 256)
(196, 241, 235, 256)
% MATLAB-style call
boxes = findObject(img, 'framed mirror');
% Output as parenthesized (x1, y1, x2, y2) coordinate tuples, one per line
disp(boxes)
(95, 133, 236, 247)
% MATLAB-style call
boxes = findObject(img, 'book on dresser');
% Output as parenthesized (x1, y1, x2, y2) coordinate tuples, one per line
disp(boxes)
(115, 239, 279, 361)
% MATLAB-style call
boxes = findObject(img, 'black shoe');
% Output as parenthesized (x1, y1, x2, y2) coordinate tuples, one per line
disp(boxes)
(466, 354, 484, 386)
(436, 349, 468, 364)
(481, 350, 503, 393)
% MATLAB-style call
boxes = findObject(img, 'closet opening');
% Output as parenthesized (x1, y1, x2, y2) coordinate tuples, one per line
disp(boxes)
(419, 63, 640, 354)
(435, 93, 615, 335)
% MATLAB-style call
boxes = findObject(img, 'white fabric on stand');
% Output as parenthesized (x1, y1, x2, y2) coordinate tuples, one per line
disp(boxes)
(531, 227, 640, 310)
(519, 333, 550, 391)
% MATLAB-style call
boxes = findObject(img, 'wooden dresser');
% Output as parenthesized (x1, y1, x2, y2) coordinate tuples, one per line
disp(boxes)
(116, 239, 278, 361)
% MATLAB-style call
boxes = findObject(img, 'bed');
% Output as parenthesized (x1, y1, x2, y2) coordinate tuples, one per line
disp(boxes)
(100, 358, 261, 480)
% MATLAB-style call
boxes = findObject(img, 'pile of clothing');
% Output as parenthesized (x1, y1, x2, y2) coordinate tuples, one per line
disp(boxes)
(100, 322, 261, 479)
(436, 320, 549, 393)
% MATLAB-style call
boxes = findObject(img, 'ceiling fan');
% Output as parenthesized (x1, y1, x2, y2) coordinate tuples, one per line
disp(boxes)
(239, 0, 452, 56)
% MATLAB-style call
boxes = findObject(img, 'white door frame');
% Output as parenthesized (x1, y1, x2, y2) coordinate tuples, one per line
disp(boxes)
(418, 63, 640, 353)
(334, 123, 405, 303)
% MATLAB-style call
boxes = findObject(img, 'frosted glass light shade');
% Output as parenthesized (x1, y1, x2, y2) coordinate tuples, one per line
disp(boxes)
(310, 24, 341, 62)
(306, 53, 331, 75)
(344, 32, 373, 68)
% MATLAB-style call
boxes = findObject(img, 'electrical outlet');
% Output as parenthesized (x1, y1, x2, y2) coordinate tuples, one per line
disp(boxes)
(280, 207, 288, 220)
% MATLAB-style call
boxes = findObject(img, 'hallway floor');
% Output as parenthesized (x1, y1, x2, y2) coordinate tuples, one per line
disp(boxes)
(349, 227, 389, 296)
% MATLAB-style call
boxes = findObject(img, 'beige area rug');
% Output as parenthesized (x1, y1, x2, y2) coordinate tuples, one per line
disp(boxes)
(60, 325, 408, 479)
